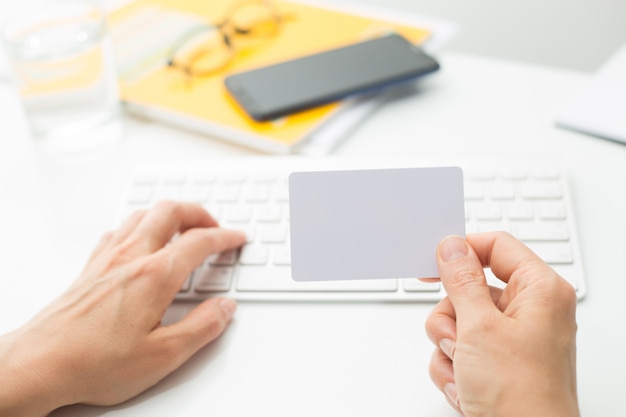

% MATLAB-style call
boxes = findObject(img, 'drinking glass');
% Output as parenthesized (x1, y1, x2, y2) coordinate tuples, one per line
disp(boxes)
(2, 0, 119, 147)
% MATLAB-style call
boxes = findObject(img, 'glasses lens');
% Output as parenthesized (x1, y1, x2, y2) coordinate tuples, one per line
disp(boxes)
(171, 25, 232, 76)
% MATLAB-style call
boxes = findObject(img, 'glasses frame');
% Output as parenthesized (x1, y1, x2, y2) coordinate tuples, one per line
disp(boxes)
(166, 0, 287, 77)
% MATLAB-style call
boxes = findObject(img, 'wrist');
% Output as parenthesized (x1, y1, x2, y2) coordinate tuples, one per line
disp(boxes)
(492, 384, 580, 417)
(459, 371, 580, 417)
(0, 329, 70, 417)
(502, 400, 580, 417)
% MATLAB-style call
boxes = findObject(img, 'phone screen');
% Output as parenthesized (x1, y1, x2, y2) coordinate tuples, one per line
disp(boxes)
(224, 34, 439, 121)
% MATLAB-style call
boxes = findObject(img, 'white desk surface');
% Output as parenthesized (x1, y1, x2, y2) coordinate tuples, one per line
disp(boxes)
(1, 53, 625, 417)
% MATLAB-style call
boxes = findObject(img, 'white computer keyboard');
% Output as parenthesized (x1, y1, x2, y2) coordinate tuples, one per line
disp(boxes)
(119, 156, 586, 302)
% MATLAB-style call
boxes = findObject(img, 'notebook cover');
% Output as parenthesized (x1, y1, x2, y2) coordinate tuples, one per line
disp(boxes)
(108, 0, 431, 153)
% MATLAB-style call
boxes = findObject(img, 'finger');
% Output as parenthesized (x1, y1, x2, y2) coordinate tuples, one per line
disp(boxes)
(466, 231, 552, 284)
(468, 232, 577, 317)
(125, 201, 218, 255)
(77, 210, 150, 284)
(487, 285, 506, 311)
(425, 296, 456, 347)
(428, 348, 461, 414)
(436, 235, 497, 320)
(108, 209, 150, 247)
(151, 297, 237, 369)
(87, 210, 148, 261)
(159, 227, 246, 296)
(426, 286, 505, 354)
(429, 347, 455, 388)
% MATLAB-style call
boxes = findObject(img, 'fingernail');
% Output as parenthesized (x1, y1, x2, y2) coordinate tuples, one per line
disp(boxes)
(219, 298, 237, 321)
(439, 236, 468, 262)
(439, 338, 455, 360)
(444, 382, 460, 408)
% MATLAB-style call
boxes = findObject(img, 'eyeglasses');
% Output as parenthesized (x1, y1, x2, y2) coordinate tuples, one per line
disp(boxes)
(166, 0, 292, 77)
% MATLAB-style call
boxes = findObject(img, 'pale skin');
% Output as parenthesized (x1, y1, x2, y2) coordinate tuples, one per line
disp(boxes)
(0, 201, 246, 417)
(0, 202, 579, 416)
(426, 233, 580, 417)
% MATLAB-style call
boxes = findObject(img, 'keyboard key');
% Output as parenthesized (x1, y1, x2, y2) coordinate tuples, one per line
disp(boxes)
(537, 202, 566, 220)
(402, 279, 441, 292)
(194, 266, 233, 292)
(128, 183, 153, 204)
(464, 183, 484, 200)
(273, 245, 291, 265)
(222, 173, 247, 183)
(122, 158, 586, 302)
(526, 242, 574, 264)
(239, 244, 269, 265)
(180, 275, 192, 292)
(223, 205, 252, 222)
(163, 174, 186, 185)
(488, 183, 516, 200)
(514, 222, 569, 241)
(532, 168, 560, 180)
(155, 184, 183, 201)
(244, 184, 271, 202)
(256, 205, 283, 222)
(507, 203, 534, 220)
(184, 184, 213, 203)
(259, 225, 288, 243)
(236, 266, 398, 292)
(520, 182, 562, 199)
(215, 185, 241, 202)
(191, 173, 218, 184)
(275, 184, 289, 201)
(133, 173, 157, 185)
(473, 204, 502, 220)
(209, 250, 238, 266)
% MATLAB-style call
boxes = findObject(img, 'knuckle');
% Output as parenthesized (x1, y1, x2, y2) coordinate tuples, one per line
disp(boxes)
(473, 313, 500, 333)
(203, 229, 227, 247)
(107, 237, 142, 264)
(126, 209, 147, 223)
(428, 348, 452, 388)
(558, 274, 578, 301)
(99, 230, 115, 245)
(204, 315, 226, 339)
(528, 262, 577, 305)
(553, 274, 578, 312)
(425, 300, 453, 337)
(428, 349, 442, 381)
(152, 334, 186, 365)
(447, 264, 485, 290)
(127, 253, 171, 282)
(497, 230, 515, 239)
(193, 228, 231, 253)
(495, 230, 518, 244)
(154, 199, 181, 216)
(94, 241, 136, 271)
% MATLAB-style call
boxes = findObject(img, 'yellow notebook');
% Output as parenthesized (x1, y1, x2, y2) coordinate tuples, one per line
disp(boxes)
(108, 0, 431, 153)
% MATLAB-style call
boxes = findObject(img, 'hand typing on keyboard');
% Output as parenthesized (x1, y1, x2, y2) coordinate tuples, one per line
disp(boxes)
(426, 232, 580, 417)
(0, 201, 246, 416)
(0, 203, 579, 417)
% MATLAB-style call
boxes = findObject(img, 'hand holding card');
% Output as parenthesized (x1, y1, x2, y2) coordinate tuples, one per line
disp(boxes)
(289, 167, 465, 282)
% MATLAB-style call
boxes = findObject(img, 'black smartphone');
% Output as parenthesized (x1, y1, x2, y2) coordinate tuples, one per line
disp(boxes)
(224, 34, 440, 121)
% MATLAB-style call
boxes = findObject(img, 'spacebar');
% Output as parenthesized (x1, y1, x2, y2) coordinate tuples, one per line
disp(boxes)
(236, 266, 397, 292)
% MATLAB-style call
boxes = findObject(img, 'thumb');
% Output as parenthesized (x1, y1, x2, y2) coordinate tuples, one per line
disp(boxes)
(154, 297, 237, 370)
(437, 235, 496, 320)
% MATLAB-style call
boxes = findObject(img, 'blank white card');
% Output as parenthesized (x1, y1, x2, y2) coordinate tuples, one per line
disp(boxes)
(289, 167, 466, 281)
